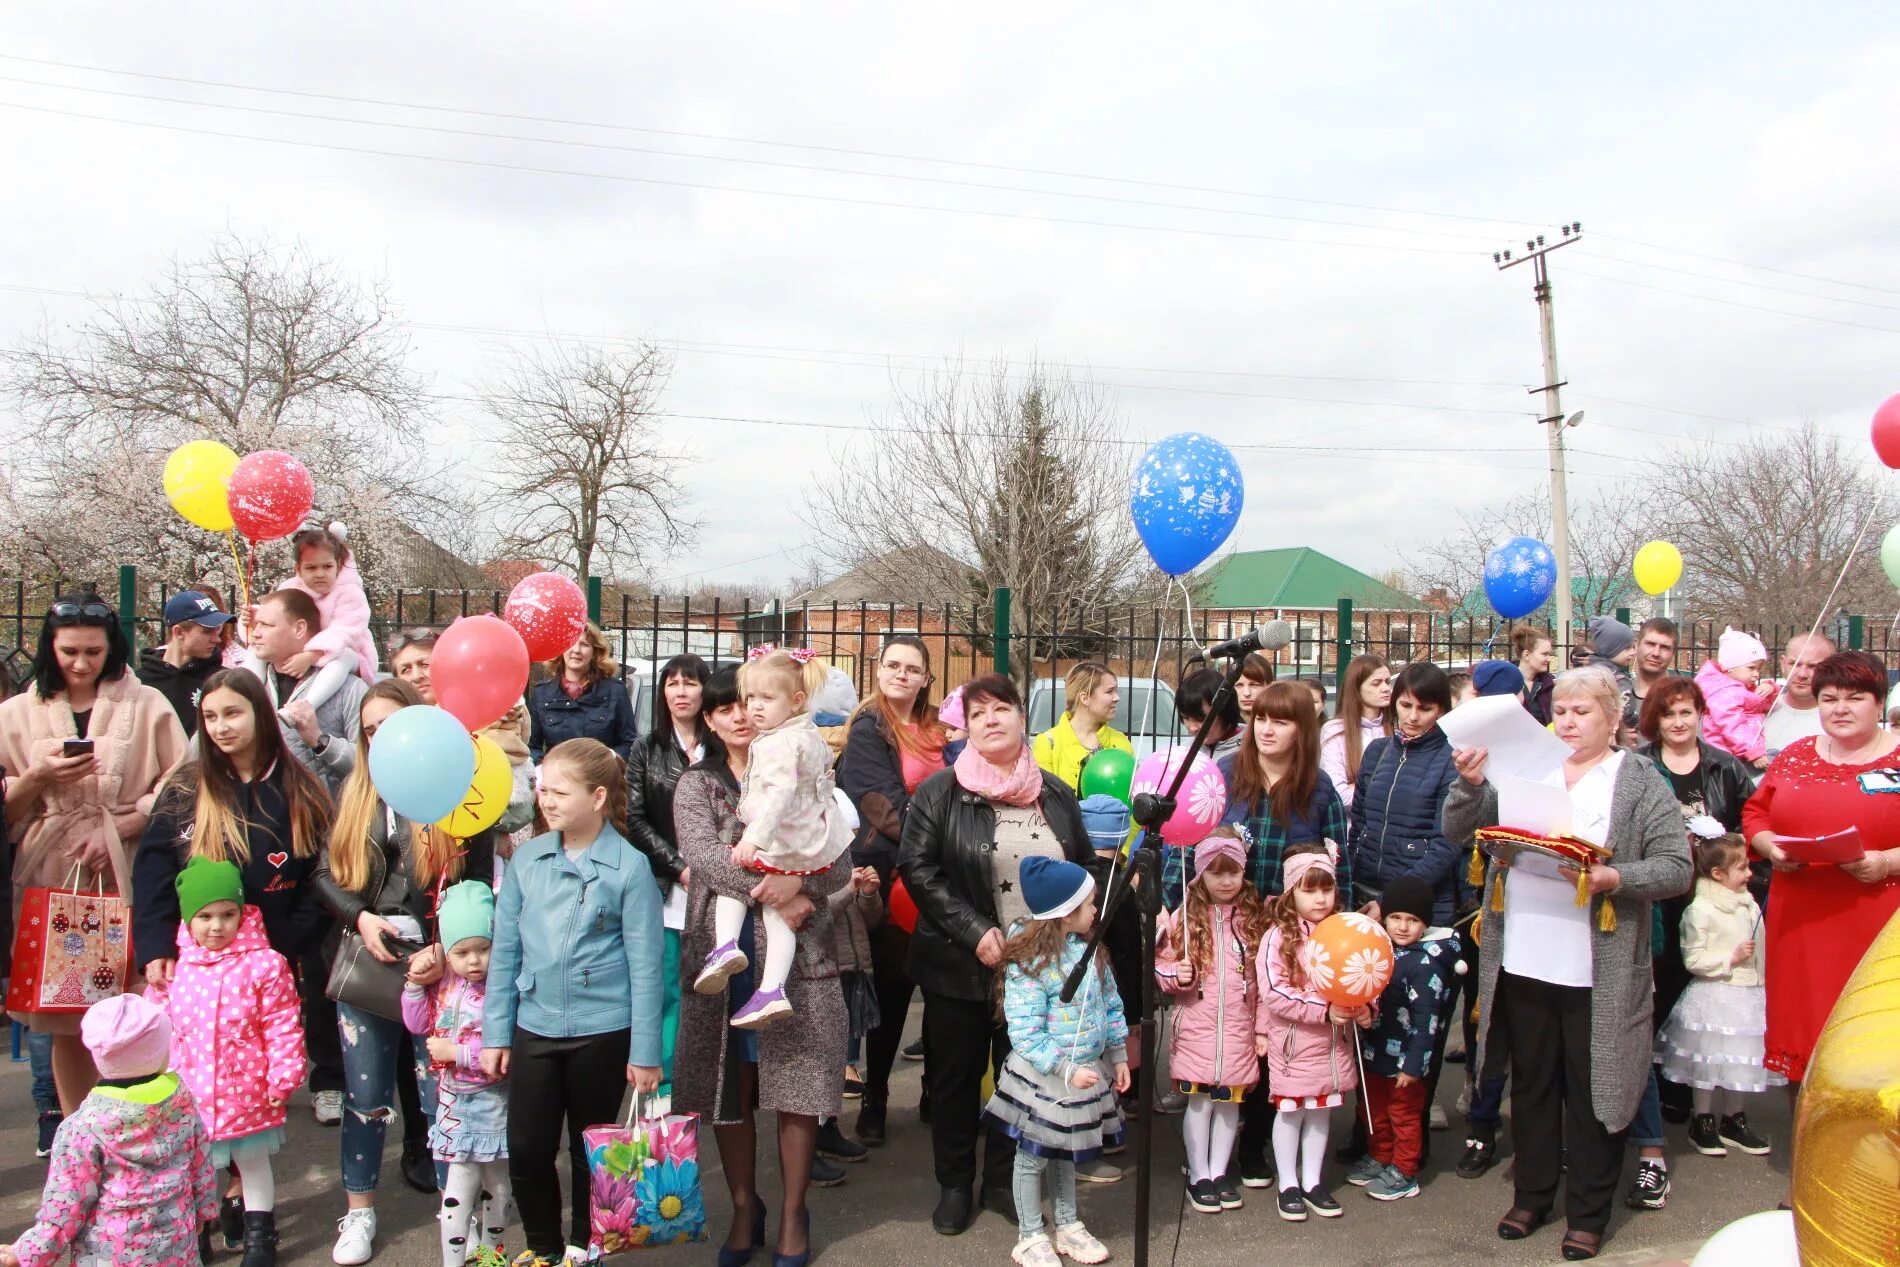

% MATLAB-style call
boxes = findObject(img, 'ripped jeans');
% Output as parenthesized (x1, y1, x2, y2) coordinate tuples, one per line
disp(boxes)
(338, 1001, 438, 1194)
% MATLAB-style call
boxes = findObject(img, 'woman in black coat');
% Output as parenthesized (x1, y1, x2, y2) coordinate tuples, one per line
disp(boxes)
(897, 673, 1096, 1237)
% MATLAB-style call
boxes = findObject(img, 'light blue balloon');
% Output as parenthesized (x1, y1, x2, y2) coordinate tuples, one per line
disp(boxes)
(1130, 432, 1244, 575)
(1483, 535, 1557, 620)
(367, 705, 476, 824)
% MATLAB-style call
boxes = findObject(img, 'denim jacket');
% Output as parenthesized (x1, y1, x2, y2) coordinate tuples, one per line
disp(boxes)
(483, 823, 665, 1067)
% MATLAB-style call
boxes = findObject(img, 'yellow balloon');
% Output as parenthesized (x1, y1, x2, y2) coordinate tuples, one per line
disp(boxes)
(1632, 540, 1683, 596)
(1793, 907, 1900, 1266)
(435, 734, 513, 839)
(163, 440, 241, 532)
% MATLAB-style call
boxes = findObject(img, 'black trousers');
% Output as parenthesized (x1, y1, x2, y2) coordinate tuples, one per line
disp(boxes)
(1238, 1056, 1272, 1162)
(508, 1027, 631, 1257)
(862, 922, 916, 1110)
(298, 944, 345, 1093)
(1498, 973, 1627, 1234)
(921, 991, 1014, 1192)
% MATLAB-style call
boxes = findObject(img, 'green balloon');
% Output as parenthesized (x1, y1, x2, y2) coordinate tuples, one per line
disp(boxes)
(1079, 748, 1137, 805)
(1883, 524, 1900, 591)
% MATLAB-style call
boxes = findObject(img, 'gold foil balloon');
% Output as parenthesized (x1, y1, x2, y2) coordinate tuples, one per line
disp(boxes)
(1792, 907, 1900, 1266)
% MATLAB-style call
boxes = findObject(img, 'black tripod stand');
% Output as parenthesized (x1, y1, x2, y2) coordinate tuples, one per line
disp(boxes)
(1060, 642, 1257, 1267)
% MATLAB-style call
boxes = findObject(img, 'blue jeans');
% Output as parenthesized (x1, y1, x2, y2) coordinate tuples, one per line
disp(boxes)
(1628, 1068, 1665, 1149)
(337, 1002, 437, 1194)
(26, 1030, 55, 1112)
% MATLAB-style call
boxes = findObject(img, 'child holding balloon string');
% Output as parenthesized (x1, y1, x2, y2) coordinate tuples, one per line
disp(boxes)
(1255, 843, 1372, 1222)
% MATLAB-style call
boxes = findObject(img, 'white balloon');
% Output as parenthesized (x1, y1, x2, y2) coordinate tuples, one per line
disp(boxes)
(1690, 1210, 1798, 1267)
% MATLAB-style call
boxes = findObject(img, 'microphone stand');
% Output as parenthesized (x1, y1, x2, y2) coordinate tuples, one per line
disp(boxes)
(1060, 650, 1248, 1267)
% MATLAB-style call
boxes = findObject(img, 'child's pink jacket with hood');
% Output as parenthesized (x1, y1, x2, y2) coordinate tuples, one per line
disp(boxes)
(1694, 659, 1777, 764)
(278, 557, 379, 682)
(1255, 921, 1360, 1102)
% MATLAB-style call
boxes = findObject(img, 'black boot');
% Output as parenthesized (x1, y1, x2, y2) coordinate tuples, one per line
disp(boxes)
(401, 1136, 439, 1193)
(855, 1098, 887, 1148)
(219, 1194, 245, 1250)
(931, 1186, 974, 1236)
(198, 1222, 214, 1264)
(239, 1211, 277, 1267)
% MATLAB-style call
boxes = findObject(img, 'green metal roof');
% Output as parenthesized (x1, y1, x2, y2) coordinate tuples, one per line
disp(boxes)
(1193, 548, 1426, 612)
(1446, 573, 1638, 622)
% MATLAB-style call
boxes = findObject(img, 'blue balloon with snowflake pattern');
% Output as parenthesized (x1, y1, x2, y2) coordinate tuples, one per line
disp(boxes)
(1129, 432, 1244, 575)
(1483, 535, 1557, 619)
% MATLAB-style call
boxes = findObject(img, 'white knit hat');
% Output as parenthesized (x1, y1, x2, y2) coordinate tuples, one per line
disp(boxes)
(1716, 627, 1768, 672)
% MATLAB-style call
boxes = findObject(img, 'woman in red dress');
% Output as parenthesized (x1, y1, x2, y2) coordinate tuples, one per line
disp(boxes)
(1742, 651, 1900, 1095)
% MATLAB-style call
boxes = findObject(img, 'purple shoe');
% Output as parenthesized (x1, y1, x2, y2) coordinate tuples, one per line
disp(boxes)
(694, 941, 748, 994)
(730, 986, 795, 1030)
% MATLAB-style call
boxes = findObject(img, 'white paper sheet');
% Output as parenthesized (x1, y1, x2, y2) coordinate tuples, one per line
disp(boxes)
(662, 882, 689, 932)
(1439, 696, 1575, 832)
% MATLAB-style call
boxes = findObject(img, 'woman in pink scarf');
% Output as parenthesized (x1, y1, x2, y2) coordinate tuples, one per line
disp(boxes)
(896, 673, 1100, 1237)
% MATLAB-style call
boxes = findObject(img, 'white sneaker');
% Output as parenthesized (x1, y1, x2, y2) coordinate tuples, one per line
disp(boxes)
(1429, 1103, 1450, 1131)
(313, 1088, 344, 1126)
(563, 1246, 600, 1264)
(1012, 1234, 1062, 1267)
(332, 1208, 376, 1265)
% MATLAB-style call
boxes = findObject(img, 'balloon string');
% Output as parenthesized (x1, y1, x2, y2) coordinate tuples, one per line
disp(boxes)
(226, 530, 253, 616)
(1801, 481, 1887, 653)
(1353, 1026, 1374, 1137)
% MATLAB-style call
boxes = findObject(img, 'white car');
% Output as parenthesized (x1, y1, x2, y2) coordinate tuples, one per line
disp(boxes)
(1025, 675, 1183, 762)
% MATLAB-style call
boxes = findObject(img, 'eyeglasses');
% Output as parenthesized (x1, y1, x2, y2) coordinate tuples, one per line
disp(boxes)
(49, 601, 113, 623)
(881, 662, 929, 679)
(388, 628, 438, 654)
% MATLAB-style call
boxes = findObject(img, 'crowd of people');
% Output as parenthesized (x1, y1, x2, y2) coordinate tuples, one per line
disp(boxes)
(0, 549, 1895, 1267)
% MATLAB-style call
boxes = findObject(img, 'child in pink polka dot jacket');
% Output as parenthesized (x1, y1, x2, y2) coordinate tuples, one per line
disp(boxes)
(158, 857, 307, 1267)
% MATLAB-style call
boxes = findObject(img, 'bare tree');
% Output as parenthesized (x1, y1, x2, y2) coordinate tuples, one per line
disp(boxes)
(1, 231, 448, 598)
(809, 357, 1147, 670)
(1400, 481, 1659, 621)
(484, 339, 695, 587)
(1652, 422, 1887, 626)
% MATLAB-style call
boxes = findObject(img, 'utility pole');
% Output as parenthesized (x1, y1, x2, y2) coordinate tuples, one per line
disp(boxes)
(1496, 222, 1584, 652)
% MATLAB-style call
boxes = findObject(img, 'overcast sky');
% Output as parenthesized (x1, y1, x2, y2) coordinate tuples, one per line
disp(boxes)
(4, 4, 1898, 595)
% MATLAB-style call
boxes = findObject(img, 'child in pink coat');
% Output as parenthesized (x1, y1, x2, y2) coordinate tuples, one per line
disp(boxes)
(1694, 627, 1778, 768)
(248, 522, 377, 718)
(1254, 846, 1372, 1223)
(0, 994, 218, 1267)
(1157, 829, 1265, 1214)
(159, 857, 306, 1267)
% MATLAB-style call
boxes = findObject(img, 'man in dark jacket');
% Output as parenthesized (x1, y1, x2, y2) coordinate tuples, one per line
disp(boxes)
(136, 591, 234, 736)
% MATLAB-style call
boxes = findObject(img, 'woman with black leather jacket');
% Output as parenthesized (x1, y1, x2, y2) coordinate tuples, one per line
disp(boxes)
(625, 653, 718, 1099)
(897, 672, 1097, 1237)
(309, 679, 496, 1265)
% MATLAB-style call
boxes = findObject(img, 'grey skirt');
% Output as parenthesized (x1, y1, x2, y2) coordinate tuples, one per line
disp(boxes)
(984, 1050, 1125, 1162)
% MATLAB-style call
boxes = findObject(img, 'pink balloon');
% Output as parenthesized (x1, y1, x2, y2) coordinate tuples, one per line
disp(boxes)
(432, 614, 530, 732)
(1873, 393, 1900, 470)
(504, 572, 588, 662)
(1130, 746, 1227, 846)
(227, 450, 315, 542)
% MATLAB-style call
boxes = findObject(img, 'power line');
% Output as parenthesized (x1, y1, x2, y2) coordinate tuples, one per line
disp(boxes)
(0, 52, 1544, 231)
(1577, 249, 1900, 313)
(0, 73, 1506, 245)
(1563, 266, 1900, 335)
(1592, 231, 1900, 299)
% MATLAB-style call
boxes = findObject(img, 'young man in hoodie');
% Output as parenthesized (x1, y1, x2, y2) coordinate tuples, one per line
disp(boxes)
(136, 591, 235, 736)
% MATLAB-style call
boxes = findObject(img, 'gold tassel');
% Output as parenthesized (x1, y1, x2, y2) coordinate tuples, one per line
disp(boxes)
(1574, 867, 1591, 908)
(1489, 869, 1506, 912)
(1466, 846, 1485, 889)
(1470, 911, 1483, 947)
(1597, 896, 1617, 934)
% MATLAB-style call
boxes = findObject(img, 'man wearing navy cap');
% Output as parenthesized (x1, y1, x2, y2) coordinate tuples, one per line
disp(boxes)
(136, 590, 235, 735)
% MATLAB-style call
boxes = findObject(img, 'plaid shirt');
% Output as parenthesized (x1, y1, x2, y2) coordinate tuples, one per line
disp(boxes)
(1160, 756, 1352, 910)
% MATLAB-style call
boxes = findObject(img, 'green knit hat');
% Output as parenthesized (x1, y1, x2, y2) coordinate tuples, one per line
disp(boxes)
(437, 880, 495, 952)
(175, 856, 243, 922)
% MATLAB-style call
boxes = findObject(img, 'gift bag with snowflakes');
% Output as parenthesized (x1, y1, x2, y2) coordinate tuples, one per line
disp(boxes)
(5, 869, 134, 1016)
(585, 1098, 706, 1255)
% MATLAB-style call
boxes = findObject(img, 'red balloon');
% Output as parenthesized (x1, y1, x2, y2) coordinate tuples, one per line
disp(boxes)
(1873, 394, 1900, 469)
(432, 614, 530, 732)
(505, 572, 589, 662)
(227, 450, 315, 542)
(889, 876, 919, 935)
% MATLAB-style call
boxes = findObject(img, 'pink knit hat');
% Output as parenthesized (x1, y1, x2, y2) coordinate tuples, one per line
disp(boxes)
(938, 686, 966, 732)
(1717, 627, 1768, 672)
(1192, 832, 1248, 879)
(81, 993, 172, 1080)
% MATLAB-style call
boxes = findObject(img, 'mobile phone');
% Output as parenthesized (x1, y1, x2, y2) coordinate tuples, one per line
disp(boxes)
(61, 739, 95, 758)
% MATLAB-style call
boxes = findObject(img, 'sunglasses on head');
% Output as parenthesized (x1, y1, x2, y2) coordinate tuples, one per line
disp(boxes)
(49, 600, 113, 624)
(388, 628, 438, 653)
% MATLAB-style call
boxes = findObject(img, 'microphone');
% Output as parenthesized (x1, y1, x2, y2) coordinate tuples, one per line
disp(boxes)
(1204, 619, 1294, 660)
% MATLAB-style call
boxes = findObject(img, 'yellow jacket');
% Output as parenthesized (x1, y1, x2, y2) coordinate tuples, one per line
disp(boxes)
(1032, 716, 1134, 791)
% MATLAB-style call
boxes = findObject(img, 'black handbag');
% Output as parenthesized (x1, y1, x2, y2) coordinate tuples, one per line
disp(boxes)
(325, 927, 428, 1022)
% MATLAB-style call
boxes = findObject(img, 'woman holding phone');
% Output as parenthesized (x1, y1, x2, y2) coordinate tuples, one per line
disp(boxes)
(0, 594, 187, 1112)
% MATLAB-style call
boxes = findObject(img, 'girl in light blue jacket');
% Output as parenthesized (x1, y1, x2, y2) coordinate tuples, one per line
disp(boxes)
(482, 738, 664, 1266)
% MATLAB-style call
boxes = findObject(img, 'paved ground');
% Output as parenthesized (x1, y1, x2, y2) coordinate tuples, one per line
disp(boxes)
(0, 1025, 1787, 1266)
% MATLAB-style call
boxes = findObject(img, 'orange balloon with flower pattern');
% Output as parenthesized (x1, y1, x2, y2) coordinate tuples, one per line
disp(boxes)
(1302, 912, 1396, 1008)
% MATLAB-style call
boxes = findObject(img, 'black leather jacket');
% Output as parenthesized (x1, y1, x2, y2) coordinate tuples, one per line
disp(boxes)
(626, 728, 720, 888)
(1633, 741, 1757, 831)
(311, 802, 495, 957)
(897, 764, 1095, 1003)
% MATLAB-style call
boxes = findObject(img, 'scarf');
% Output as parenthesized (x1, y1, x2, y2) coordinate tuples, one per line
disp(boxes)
(955, 740, 1044, 808)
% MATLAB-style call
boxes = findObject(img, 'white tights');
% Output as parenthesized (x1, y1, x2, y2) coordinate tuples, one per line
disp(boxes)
(227, 1135, 276, 1211)
(439, 1159, 512, 1266)
(713, 895, 795, 993)
(1181, 1098, 1241, 1184)
(1271, 1107, 1330, 1192)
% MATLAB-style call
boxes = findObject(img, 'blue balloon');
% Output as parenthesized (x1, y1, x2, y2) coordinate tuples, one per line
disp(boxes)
(1130, 432, 1244, 575)
(367, 705, 477, 824)
(1483, 536, 1558, 620)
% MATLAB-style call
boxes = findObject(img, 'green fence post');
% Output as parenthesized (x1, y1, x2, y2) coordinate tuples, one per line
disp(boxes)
(1850, 614, 1865, 651)
(118, 564, 138, 654)
(586, 576, 602, 625)
(992, 586, 1012, 675)
(1335, 598, 1353, 678)
(1616, 606, 1631, 626)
